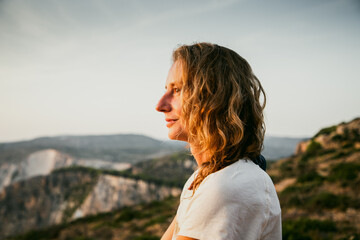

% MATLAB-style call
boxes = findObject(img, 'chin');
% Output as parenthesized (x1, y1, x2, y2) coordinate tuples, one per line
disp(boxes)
(168, 130, 188, 142)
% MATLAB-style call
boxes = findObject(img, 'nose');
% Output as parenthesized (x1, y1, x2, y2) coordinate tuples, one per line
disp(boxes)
(156, 93, 171, 112)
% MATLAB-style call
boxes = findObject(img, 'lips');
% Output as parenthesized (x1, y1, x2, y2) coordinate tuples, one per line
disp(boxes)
(165, 118, 178, 127)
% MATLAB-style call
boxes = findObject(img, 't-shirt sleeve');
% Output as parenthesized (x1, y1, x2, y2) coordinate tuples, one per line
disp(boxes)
(177, 179, 270, 240)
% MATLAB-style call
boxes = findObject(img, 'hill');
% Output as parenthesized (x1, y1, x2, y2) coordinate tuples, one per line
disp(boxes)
(263, 136, 305, 160)
(0, 134, 183, 165)
(268, 117, 360, 239)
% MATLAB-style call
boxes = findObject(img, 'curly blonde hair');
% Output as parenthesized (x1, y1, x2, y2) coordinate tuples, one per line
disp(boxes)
(172, 43, 266, 191)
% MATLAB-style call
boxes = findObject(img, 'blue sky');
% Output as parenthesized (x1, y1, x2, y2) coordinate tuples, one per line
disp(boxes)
(1, 0, 359, 142)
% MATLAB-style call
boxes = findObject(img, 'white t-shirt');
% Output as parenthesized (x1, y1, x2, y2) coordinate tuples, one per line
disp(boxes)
(172, 159, 282, 240)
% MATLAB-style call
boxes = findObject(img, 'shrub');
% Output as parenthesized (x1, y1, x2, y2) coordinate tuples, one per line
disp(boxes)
(343, 142, 354, 148)
(328, 163, 360, 182)
(279, 161, 294, 177)
(143, 215, 169, 227)
(280, 183, 321, 207)
(281, 182, 320, 196)
(330, 151, 352, 160)
(283, 218, 336, 240)
(306, 141, 322, 156)
(331, 134, 344, 142)
(7, 224, 64, 240)
(314, 126, 337, 137)
(115, 208, 144, 222)
(306, 192, 359, 211)
(297, 170, 324, 183)
(352, 129, 360, 141)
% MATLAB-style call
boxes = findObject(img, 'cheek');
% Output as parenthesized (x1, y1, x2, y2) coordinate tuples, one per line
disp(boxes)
(172, 98, 183, 115)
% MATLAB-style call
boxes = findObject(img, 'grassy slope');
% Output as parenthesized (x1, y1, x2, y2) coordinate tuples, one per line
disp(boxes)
(268, 118, 360, 240)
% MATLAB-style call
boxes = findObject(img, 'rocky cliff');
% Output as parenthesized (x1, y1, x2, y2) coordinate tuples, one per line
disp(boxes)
(0, 167, 180, 239)
(73, 174, 180, 218)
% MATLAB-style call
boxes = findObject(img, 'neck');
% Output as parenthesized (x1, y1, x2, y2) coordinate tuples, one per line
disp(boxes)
(190, 144, 209, 166)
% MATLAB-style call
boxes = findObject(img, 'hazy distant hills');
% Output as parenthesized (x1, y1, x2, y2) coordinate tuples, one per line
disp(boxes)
(0, 134, 184, 165)
(263, 136, 306, 160)
(0, 134, 303, 166)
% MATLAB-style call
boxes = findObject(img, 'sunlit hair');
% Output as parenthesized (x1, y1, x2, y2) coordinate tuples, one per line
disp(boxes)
(172, 42, 266, 191)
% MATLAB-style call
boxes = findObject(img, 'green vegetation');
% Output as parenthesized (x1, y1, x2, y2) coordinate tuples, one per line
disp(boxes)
(118, 151, 196, 188)
(283, 218, 337, 240)
(5, 222, 70, 240)
(52, 164, 186, 188)
(62, 181, 99, 222)
(331, 127, 360, 143)
(297, 170, 324, 183)
(279, 160, 295, 178)
(53, 165, 100, 175)
(113, 207, 152, 222)
(143, 215, 170, 228)
(305, 141, 322, 156)
(330, 150, 352, 160)
(328, 162, 360, 182)
(314, 125, 337, 138)
(307, 192, 359, 211)
(50, 166, 101, 222)
(280, 182, 321, 207)
(331, 134, 344, 142)
(280, 183, 360, 211)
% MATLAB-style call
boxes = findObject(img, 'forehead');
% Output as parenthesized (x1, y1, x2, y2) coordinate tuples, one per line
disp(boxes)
(165, 61, 183, 87)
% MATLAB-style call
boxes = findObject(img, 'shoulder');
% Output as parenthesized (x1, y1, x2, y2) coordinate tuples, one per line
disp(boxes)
(176, 160, 281, 239)
(195, 160, 279, 209)
(199, 160, 272, 194)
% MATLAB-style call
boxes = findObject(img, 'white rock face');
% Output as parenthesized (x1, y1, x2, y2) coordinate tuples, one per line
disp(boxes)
(0, 149, 132, 192)
(73, 174, 181, 219)
(12, 149, 74, 185)
(0, 149, 71, 192)
(0, 163, 18, 190)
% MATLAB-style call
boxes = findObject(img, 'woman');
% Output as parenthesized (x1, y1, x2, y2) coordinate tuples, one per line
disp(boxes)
(156, 43, 281, 240)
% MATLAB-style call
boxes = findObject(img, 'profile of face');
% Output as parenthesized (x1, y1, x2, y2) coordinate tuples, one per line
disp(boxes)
(156, 61, 188, 142)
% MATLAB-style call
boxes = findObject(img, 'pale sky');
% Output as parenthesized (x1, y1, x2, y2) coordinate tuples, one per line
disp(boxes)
(1, 0, 359, 143)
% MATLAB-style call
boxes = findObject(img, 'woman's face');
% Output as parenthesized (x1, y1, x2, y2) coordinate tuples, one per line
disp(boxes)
(156, 61, 188, 142)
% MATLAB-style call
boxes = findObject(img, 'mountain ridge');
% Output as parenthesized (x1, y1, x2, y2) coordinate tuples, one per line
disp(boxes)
(0, 134, 182, 165)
